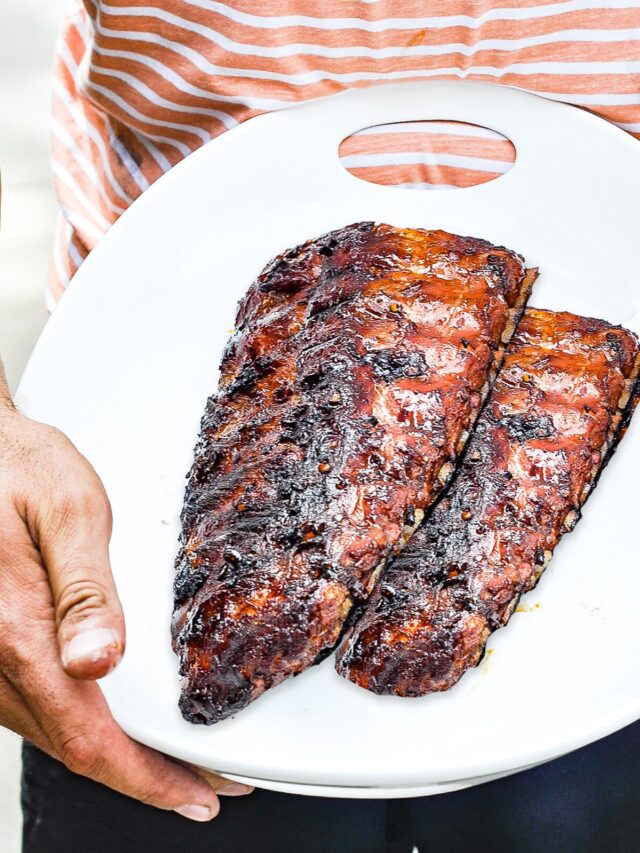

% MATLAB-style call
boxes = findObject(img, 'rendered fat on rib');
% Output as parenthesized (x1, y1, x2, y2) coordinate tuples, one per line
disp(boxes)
(336, 308, 640, 696)
(172, 222, 534, 723)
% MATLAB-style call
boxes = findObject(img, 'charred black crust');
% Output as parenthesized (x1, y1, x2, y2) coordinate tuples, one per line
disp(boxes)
(173, 562, 208, 605)
(500, 412, 555, 443)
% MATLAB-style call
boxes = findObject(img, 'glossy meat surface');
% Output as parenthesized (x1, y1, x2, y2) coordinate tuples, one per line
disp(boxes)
(172, 222, 532, 723)
(336, 308, 640, 696)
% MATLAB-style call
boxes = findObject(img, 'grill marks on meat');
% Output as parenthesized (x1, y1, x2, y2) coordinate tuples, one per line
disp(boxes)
(336, 308, 640, 696)
(172, 222, 533, 723)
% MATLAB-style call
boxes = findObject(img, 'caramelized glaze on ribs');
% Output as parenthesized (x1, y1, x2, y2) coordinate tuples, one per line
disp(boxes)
(336, 308, 640, 696)
(172, 222, 533, 723)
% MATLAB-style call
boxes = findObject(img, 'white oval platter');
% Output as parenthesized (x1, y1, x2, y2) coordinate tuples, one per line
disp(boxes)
(17, 81, 640, 797)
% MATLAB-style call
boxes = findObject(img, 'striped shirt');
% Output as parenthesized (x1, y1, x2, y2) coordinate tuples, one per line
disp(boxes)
(51, 0, 640, 304)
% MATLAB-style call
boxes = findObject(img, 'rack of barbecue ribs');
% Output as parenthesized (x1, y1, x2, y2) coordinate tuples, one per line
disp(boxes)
(172, 222, 535, 723)
(336, 308, 640, 696)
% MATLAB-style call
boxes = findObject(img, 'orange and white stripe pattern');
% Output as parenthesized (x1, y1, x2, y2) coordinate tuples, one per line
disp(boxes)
(339, 121, 516, 190)
(50, 0, 640, 303)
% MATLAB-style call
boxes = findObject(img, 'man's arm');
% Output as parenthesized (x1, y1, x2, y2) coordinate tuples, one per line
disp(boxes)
(0, 360, 250, 819)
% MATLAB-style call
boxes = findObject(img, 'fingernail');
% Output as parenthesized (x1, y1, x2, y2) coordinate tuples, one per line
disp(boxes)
(174, 804, 215, 822)
(62, 627, 121, 668)
(217, 783, 253, 796)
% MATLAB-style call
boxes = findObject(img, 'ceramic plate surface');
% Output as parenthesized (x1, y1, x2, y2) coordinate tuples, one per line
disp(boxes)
(17, 82, 640, 797)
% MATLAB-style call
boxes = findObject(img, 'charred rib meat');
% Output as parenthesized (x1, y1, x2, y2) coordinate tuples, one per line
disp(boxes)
(172, 222, 534, 723)
(336, 308, 640, 696)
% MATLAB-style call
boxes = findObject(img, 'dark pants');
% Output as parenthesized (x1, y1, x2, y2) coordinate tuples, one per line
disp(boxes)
(21, 721, 640, 853)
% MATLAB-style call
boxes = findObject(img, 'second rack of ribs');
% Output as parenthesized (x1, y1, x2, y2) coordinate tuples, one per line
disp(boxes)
(336, 308, 640, 696)
(172, 222, 532, 723)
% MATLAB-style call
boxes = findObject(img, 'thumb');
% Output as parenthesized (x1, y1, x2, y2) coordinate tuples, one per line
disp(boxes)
(38, 480, 125, 680)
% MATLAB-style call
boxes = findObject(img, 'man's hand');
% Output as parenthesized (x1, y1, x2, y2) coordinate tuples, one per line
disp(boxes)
(0, 396, 251, 821)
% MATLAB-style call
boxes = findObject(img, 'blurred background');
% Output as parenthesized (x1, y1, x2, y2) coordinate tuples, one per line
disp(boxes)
(0, 1, 67, 850)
